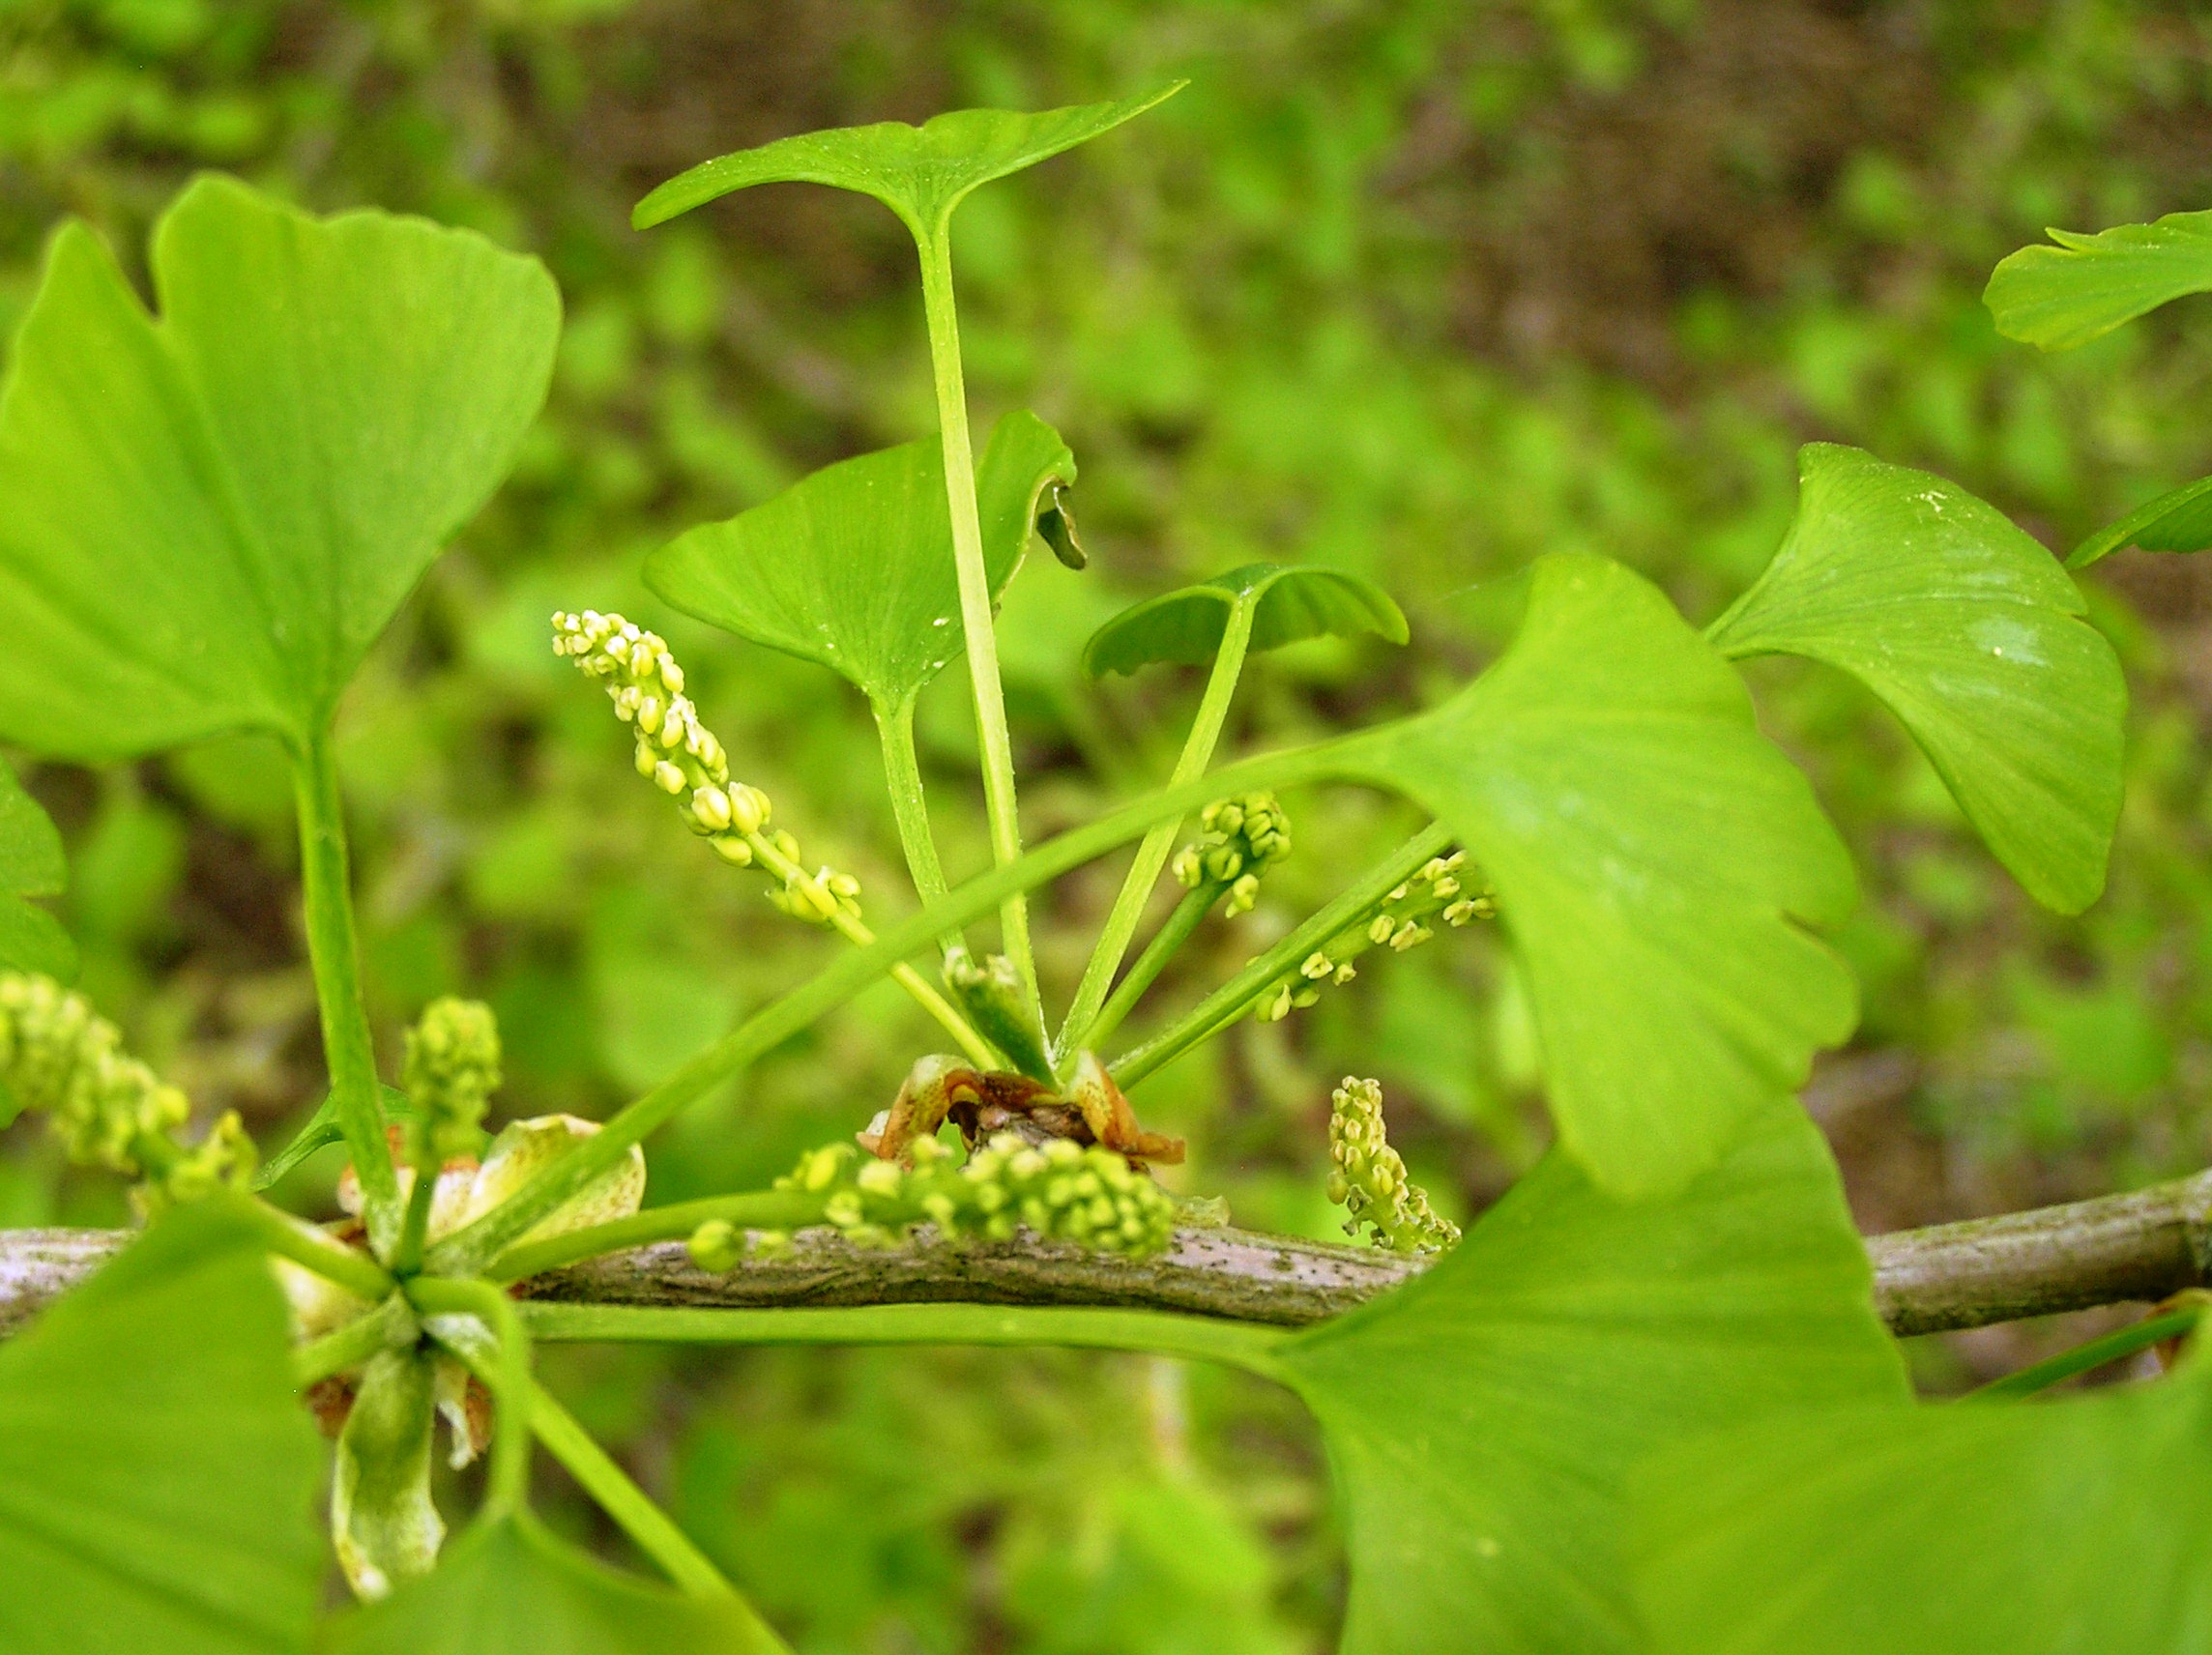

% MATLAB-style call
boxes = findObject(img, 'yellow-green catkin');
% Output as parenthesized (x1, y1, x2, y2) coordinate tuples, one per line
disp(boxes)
(1325, 1076, 1459, 1255)
(1251, 850, 1493, 1025)
(0, 972, 253, 1208)
(402, 998, 502, 1162)
(1171, 791, 1292, 917)
(687, 1131, 1180, 1267)
(551, 609, 859, 925)
(0, 972, 187, 1173)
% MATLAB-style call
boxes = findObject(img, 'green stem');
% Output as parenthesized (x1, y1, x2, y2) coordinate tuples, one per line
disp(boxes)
(410, 1276, 531, 1521)
(1110, 823, 1454, 1090)
(488, 1190, 828, 1284)
(1083, 886, 1212, 1059)
(422, 735, 1351, 1278)
(874, 703, 954, 925)
(519, 1301, 1290, 1378)
(390, 1149, 438, 1279)
(916, 225, 1039, 1021)
(427, 1309, 782, 1646)
(1965, 1304, 2201, 1402)
(744, 825, 1000, 1069)
(523, 1376, 761, 1612)
(292, 1295, 416, 1389)
(1060, 601, 1259, 1066)
(238, 1195, 395, 1303)
(292, 731, 398, 1257)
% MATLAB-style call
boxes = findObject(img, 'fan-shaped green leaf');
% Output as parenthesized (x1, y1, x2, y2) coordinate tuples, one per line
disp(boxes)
(323, 1512, 781, 1655)
(645, 412, 1073, 717)
(1081, 563, 1409, 679)
(1272, 1102, 1904, 1655)
(633, 86, 1184, 235)
(1706, 446, 2123, 915)
(2070, 471, 2212, 567)
(1631, 1355, 2212, 1655)
(1332, 553, 1857, 1196)
(1985, 207, 2212, 349)
(0, 174, 559, 760)
(0, 756, 73, 982)
(0, 1195, 323, 1653)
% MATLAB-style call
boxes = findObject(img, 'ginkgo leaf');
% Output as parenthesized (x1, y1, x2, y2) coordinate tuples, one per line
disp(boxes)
(1985, 207, 2212, 349)
(0, 174, 559, 759)
(1331, 553, 1858, 1197)
(1081, 563, 1409, 679)
(645, 411, 1074, 718)
(2070, 471, 2212, 567)
(0, 1196, 322, 1653)
(1630, 1355, 2212, 1655)
(633, 86, 1184, 237)
(1270, 1102, 1905, 1655)
(0, 755, 73, 982)
(253, 1086, 413, 1191)
(323, 1512, 782, 1655)
(1706, 445, 2123, 915)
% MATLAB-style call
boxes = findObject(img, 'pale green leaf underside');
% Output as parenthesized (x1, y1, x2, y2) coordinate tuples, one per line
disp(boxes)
(645, 411, 1073, 716)
(0, 174, 559, 759)
(1335, 553, 1858, 1196)
(0, 1197, 322, 1653)
(324, 1513, 777, 1655)
(0, 755, 73, 981)
(1081, 562, 1409, 678)
(2071, 470, 2212, 567)
(1275, 1103, 1905, 1655)
(633, 85, 1185, 234)
(1985, 207, 2212, 349)
(1631, 1360, 2212, 1654)
(1707, 445, 2123, 915)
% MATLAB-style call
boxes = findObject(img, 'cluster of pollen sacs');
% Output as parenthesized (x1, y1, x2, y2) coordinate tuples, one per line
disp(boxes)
(1172, 790, 1291, 917)
(403, 996, 502, 1161)
(551, 610, 859, 924)
(0, 972, 252, 1207)
(1326, 1076, 1460, 1255)
(686, 1131, 1180, 1268)
(1252, 850, 1493, 1024)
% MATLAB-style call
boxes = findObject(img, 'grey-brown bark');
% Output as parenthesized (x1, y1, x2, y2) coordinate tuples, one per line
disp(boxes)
(1, 1168, 2207, 1337)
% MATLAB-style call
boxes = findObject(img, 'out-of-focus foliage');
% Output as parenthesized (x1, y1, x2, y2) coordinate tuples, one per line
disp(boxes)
(5, 1, 2212, 1646)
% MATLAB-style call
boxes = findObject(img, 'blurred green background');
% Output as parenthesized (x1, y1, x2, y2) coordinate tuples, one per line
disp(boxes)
(6, 1, 2212, 1646)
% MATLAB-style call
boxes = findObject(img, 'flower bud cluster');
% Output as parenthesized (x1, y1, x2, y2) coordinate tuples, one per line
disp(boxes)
(1172, 792, 1292, 917)
(687, 1131, 1179, 1268)
(1252, 851, 1492, 1024)
(553, 610, 859, 923)
(1325, 1077, 1459, 1255)
(401, 998, 501, 1162)
(0, 972, 188, 1174)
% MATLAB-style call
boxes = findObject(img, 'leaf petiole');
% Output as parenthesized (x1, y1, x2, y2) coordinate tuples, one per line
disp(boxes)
(487, 1188, 829, 1283)
(1059, 598, 1260, 1067)
(916, 227, 1041, 1025)
(518, 1300, 1291, 1377)
(1080, 885, 1212, 1059)
(1965, 1302, 2202, 1402)
(411, 1275, 533, 1522)
(293, 731, 400, 1258)
(874, 702, 957, 937)
(233, 1193, 395, 1303)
